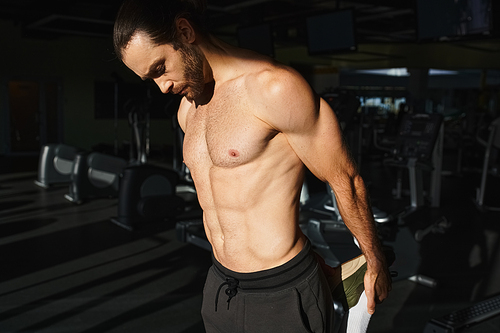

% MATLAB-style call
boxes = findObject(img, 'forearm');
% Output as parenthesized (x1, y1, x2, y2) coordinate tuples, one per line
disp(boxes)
(331, 174, 385, 265)
(332, 173, 392, 313)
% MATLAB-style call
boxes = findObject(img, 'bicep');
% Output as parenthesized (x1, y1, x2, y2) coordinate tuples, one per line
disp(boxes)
(252, 67, 358, 184)
(284, 97, 358, 185)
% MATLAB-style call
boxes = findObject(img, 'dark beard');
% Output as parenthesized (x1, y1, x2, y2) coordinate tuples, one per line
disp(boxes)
(178, 43, 205, 101)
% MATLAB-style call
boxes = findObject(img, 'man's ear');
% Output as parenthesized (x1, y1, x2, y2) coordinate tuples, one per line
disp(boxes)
(177, 18, 196, 44)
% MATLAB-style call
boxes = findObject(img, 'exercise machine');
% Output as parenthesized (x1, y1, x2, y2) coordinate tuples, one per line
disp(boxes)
(125, 97, 150, 165)
(111, 164, 188, 230)
(64, 151, 127, 204)
(111, 92, 196, 230)
(423, 294, 500, 333)
(176, 219, 211, 251)
(474, 117, 500, 211)
(34, 143, 80, 188)
(383, 113, 444, 218)
(300, 181, 391, 267)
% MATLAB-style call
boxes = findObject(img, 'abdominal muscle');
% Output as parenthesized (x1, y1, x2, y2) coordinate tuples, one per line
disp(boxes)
(196, 153, 307, 273)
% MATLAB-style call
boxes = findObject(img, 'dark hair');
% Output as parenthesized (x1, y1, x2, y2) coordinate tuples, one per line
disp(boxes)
(113, 0, 207, 60)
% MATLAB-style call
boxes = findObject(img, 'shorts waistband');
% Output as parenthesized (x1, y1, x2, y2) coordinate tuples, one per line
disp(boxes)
(211, 241, 317, 292)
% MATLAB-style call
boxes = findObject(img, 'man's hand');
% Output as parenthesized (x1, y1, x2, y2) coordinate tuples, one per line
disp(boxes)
(364, 258, 392, 314)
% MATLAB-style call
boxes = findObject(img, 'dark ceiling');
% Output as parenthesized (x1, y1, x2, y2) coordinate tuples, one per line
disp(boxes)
(0, 0, 417, 42)
(1, 0, 499, 69)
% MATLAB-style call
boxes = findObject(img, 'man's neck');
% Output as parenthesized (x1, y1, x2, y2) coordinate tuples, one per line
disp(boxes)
(197, 34, 240, 84)
(194, 80, 215, 107)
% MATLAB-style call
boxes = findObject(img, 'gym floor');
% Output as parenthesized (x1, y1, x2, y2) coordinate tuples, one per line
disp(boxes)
(1, 151, 500, 333)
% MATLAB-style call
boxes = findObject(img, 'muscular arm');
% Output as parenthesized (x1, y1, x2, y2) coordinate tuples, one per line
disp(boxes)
(252, 66, 391, 314)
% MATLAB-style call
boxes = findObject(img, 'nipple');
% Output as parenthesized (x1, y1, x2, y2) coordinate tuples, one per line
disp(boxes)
(228, 149, 240, 158)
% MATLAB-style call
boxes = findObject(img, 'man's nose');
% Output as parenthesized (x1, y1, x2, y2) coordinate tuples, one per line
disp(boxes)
(155, 78, 173, 94)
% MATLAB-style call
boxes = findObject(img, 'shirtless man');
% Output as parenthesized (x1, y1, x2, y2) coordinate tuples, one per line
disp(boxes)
(113, 0, 391, 331)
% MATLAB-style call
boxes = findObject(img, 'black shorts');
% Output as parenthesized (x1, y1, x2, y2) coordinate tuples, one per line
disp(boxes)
(201, 241, 335, 333)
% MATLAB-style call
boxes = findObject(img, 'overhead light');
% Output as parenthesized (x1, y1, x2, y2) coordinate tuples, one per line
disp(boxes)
(352, 68, 459, 76)
(428, 69, 459, 75)
(355, 68, 409, 76)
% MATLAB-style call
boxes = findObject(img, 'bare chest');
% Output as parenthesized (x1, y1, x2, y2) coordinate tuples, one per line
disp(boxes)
(183, 93, 275, 169)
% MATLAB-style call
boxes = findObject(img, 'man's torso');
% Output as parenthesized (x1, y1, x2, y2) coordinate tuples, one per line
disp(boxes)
(179, 60, 307, 272)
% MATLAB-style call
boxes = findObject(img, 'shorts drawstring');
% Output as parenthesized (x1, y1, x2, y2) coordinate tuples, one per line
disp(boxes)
(215, 277, 239, 311)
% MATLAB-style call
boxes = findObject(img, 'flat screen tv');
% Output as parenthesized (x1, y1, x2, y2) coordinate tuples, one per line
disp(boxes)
(237, 23, 274, 57)
(306, 9, 357, 55)
(417, 0, 496, 41)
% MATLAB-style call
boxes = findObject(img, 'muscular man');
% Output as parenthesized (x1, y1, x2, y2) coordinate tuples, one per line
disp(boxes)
(113, 1, 391, 331)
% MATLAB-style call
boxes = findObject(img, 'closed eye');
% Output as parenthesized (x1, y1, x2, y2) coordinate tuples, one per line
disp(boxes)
(153, 64, 165, 77)
(141, 59, 166, 80)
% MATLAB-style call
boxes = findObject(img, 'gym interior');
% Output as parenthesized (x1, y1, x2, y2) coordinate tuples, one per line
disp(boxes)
(1, 1, 500, 332)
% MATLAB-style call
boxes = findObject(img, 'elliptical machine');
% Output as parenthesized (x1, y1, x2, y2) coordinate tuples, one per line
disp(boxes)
(111, 91, 195, 230)
(35, 143, 81, 188)
(64, 151, 127, 204)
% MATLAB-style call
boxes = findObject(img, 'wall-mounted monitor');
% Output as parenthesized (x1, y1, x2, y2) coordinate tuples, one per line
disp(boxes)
(417, 0, 496, 41)
(306, 9, 357, 55)
(237, 23, 274, 57)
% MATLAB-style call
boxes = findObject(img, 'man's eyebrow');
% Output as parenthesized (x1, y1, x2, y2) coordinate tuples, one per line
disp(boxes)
(141, 59, 164, 81)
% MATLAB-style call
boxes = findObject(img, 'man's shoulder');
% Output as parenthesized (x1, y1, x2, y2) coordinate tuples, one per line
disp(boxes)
(241, 60, 309, 102)
(245, 61, 301, 85)
(236, 59, 317, 131)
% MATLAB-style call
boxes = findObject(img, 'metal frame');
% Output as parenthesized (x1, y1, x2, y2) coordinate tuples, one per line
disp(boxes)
(475, 120, 500, 211)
